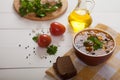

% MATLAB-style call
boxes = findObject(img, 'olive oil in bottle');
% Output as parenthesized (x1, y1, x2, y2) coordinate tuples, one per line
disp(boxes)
(68, 9, 92, 33)
(68, 0, 95, 33)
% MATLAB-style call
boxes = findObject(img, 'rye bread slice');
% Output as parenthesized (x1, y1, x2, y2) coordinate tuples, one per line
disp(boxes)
(53, 56, 77, 80)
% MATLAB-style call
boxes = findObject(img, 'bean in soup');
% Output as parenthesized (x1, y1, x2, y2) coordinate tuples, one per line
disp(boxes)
(74, 29, 114, 56)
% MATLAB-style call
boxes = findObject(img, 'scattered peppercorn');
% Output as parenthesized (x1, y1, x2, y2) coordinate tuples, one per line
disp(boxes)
(28, 54, 31, 56)
(45, 56, 47, 59)
(25, 47, 27, 49)
(26, 56, 28, 59)
(105, 39, 108, 41)
(106, 51, 109, 53)
(18, 44, 21, 47)
(80, 39, 83, 41)
(27, 45, 29, 48)
(33, 51, 35, 53)
(91, 53, 95, 55)
(29, 33, 31, 36)
(33, 47, 35, 49)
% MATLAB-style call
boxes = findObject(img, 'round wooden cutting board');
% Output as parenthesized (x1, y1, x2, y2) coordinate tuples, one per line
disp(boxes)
(13, 0, 68, 21)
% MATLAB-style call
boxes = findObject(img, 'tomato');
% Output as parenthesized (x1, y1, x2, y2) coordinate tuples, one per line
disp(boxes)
(50, 22, 66, 36)
(38, 34, 52, 48)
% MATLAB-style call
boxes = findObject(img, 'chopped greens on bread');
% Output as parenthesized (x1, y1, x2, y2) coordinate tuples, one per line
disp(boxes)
(19, 0, 62, 17)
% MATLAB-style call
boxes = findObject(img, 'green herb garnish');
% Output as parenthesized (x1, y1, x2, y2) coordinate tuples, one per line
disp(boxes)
(47, 45, 57, 55)
(84, 36, 103, 51)
(32, 33, 39, 42)
(32, 36, 38, 42)
(88, 36, 103, 50)
(19, 0, 62, 17)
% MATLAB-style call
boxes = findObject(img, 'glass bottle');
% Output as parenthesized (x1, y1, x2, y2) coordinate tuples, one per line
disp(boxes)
(68, 0, 95, 33)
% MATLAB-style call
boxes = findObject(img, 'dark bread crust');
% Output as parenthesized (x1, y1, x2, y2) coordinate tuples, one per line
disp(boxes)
(53, 56, 77, 80)
(13, 0, 68, 21)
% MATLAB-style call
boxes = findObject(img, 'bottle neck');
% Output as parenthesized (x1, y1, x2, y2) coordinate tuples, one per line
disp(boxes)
(76, 0, 95, 13)
(76, 0, 87, 10)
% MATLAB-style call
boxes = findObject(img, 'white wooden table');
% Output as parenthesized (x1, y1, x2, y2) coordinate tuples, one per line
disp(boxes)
(0, 0, 120, 80)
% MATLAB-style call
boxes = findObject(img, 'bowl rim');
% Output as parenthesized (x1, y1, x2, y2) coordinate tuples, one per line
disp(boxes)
(73, 28, 116, 57)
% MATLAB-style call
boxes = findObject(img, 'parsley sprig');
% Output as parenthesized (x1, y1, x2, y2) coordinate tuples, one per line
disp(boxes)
(87, 36, 103, 50)
(84, 36, 103, 51)
(47, 45, 57, 55)
(32, 35, 38, 42)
